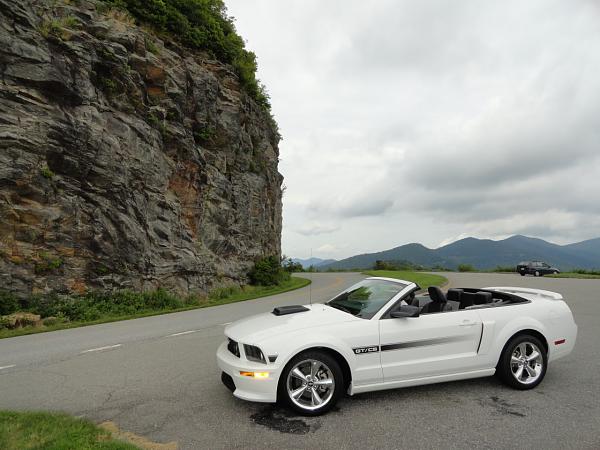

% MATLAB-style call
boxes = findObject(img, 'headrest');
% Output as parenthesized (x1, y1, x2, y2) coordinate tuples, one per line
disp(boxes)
(428, 286, 447, 304)
(474, 291, 493, 305)
(460, 291, 476, 308)
(446, 289, 463, 302)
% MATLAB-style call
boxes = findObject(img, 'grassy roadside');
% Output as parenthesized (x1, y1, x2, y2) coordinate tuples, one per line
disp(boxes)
(0, 276, 310, 339)
(0, 411, 137, 450)
(547, 272, 600, 279)
(362, 270, 447, 290)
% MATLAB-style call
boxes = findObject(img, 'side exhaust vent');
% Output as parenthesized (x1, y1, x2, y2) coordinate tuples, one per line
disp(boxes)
(272, 305, 309, 316)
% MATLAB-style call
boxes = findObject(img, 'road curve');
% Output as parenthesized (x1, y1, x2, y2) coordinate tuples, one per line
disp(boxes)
(0, 272, 598, 450)
(0, 273, 364, 369)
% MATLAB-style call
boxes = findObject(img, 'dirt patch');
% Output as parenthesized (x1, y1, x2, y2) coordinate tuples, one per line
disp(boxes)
(99, 421, 178, 450)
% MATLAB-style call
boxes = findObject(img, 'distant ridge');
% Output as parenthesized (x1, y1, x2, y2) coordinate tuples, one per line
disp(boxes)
(319, 235, 600, 270)
(292, 257, 337, 268)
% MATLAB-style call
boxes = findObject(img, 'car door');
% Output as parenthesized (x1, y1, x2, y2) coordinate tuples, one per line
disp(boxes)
(379, 309, 483, 382)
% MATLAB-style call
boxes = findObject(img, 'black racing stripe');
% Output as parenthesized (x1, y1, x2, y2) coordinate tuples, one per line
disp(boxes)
(381, 335, 467, 352)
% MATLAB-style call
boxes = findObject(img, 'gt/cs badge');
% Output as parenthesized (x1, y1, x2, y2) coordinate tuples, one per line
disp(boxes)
(353, 346, 380, 354)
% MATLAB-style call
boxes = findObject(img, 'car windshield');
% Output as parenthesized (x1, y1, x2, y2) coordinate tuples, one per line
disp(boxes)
(326, 279, 407, 319)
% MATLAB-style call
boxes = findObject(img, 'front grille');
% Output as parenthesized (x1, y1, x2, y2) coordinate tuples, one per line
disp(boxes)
(227, 338, 240, 358)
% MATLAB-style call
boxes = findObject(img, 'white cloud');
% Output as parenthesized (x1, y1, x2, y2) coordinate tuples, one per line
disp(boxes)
(227, 0, 600, 259)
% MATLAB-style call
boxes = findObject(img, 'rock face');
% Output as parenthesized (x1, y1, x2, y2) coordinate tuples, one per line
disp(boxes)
(0, 0, 283, 297)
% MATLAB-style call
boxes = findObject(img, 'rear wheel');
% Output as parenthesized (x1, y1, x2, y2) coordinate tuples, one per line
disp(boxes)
(534, 270, 540, 277)
(279, 350, 344, 416)
(497, 334, 547, 389)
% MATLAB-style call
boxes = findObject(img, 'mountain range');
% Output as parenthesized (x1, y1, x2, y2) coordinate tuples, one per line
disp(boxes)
(317, 235, 600, 270)
(291, 257, 337, 269)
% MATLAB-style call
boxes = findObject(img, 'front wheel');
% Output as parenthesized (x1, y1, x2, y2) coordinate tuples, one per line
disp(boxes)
(496, 335, 547, 390)
(534, 270, 540, 277)
(279, 350, 344, 416)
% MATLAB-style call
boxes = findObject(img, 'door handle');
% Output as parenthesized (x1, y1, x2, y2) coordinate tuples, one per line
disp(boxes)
(459, 320, 477, 327)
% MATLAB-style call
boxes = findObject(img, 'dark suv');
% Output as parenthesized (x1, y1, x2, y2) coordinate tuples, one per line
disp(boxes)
(516, 261, 560, 277)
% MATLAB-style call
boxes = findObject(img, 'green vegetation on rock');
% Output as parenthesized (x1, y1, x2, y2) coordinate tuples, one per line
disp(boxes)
(101, 0, 271, 108)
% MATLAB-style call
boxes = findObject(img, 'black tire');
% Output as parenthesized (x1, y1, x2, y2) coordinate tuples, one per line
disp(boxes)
(520, 272, 525, 276)
(496, 334, 547, 390)
(278, 350, 344, 416)
(534, 270, 540, 277)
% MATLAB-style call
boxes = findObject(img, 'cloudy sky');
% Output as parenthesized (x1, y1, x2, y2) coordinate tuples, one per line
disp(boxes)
(226, 0, 600, 260)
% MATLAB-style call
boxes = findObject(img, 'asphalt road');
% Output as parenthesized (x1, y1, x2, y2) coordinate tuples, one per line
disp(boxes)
(1, 272, 599, 449)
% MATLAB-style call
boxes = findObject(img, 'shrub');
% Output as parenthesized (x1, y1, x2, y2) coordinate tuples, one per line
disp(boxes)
(248, 256, 289, 286)
(40, 166, 55, 179)
(282, 258, 303, 273)
(458, 264, 476, 272)
(34, 253, 63, 274)
(209, 285, 241, 300)
(573, 268, 600, 276)
(145, 37, 159, 54)
(38, 15, 80, 40)
(42, 317, 59, 326)
(0, 316, 10, 330)
(373, 260, 391, 270)
(0, 291, 19, 315)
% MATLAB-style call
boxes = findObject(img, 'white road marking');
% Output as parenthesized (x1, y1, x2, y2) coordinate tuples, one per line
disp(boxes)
(80, 344, 122, 354)
(221, 322, 231, 326)
(166, 330, 200, 337)
(0, 364, 16, 370)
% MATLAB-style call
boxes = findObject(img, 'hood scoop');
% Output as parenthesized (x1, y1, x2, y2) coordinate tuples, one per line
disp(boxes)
(272, 305, 310, 316)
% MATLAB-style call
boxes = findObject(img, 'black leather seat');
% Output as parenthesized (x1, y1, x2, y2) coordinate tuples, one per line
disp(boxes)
(447, 289, 463, 302)
(426, 286, 448, 313)
(459, 291, 476, 309)
(460, 291, 493, 308)
(474, 291, 493, 305)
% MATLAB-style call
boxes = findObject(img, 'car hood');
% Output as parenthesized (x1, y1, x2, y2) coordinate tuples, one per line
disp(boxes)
(225, 304, 358, 344)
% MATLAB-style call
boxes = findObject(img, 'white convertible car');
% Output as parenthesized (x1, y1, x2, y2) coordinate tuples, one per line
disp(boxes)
(216, 277, 577, 415)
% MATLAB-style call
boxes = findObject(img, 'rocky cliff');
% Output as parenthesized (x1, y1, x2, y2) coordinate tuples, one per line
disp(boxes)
(0, 0, 283, 297)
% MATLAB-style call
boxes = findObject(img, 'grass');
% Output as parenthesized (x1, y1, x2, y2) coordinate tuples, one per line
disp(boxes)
(547, 272, 600, 279)
(362, 271, 447, 291)
(0, 276, 310, 339)
(0, 411, 137, 449)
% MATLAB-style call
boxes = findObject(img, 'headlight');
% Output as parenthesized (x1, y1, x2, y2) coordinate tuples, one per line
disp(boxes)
(227, 338, 240, 357)
(243, 344, 266, 364)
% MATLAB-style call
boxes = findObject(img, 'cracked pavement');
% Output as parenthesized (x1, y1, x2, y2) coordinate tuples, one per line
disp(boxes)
(1, 272, 599, 449)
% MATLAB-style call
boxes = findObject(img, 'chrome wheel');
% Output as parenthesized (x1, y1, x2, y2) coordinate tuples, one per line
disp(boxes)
(286, 359, 335, 411)
(510, 342, 543, 385)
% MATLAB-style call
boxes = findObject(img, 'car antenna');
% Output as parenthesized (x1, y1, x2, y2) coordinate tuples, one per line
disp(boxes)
(309, 247, 313, 306)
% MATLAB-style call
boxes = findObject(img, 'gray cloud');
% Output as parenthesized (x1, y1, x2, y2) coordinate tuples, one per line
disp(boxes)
(227, 0, 600, 258)
(308, 196, 394, 219)
(294, 222, 341, 236)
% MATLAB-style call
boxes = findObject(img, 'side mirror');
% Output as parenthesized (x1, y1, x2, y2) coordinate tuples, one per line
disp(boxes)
(390, 305, 420, 318)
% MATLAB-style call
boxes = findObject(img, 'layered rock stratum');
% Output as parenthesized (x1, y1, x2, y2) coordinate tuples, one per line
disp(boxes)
(0, 0, 283, 296)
